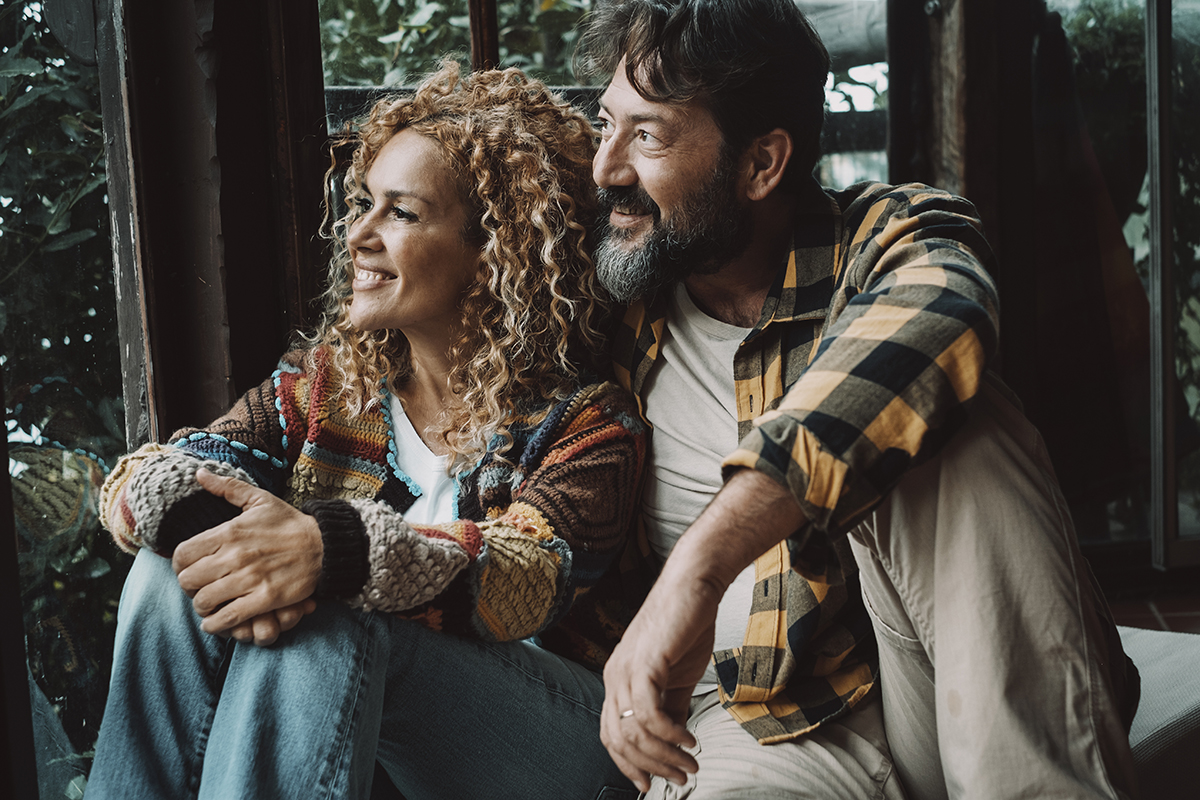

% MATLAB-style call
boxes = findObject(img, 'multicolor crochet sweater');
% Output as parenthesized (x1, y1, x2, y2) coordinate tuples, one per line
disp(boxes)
(99, 349, 647, 655)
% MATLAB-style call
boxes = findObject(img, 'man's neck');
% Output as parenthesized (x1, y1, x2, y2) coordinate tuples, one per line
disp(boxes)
(682, 199, 794, 328)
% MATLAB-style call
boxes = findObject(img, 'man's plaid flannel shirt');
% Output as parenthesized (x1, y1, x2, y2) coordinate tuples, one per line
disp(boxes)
(611, 180, 1000, 744)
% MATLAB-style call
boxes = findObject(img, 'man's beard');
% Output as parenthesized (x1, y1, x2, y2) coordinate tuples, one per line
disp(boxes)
(594, 150, 753, 303)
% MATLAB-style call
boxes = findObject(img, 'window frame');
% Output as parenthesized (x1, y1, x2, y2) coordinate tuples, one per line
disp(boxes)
(5, 0, 1200, 793)
(1146, 0, 1200, 568)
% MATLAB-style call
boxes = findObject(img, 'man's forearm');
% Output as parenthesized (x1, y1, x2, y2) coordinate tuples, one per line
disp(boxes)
(662, 467, 807, 592)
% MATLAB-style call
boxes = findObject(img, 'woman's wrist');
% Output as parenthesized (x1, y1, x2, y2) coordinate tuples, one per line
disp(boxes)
(301, 499, 369, 598)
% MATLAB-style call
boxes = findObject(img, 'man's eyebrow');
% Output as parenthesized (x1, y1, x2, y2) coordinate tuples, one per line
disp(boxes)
(598, 98, 670, 125)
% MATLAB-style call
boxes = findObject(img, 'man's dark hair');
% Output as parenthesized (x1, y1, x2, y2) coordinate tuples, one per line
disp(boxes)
(575, 0, 831, 195)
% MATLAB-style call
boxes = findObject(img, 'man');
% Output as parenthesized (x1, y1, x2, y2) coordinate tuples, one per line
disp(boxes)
(576, 0, 1141, 798)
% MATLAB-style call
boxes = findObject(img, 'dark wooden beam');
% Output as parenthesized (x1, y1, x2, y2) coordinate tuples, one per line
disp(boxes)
(213, 0, 328, 396)
(468, 0, 500, 71)
(887, 0, 1037, 406)
(121, 0, 233, 435)
(96, 0, 157, 448)
(0, 362, 38, 800)
(106, 0, 329, 437)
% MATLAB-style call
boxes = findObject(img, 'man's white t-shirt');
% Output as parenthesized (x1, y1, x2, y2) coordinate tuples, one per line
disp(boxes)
(641, 282, 757, 693)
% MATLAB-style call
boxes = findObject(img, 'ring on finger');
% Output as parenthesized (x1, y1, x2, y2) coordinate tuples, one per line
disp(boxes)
(619, 709, 636, 720)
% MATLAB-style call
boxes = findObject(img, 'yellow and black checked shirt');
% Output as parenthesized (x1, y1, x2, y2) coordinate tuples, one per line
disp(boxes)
(611, 180, 1000, 744)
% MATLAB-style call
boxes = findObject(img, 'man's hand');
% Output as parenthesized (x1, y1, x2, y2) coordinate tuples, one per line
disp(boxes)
(600, 559, 718, 791)
(173, 468, 324, 638)
(601, 469, 808, 791)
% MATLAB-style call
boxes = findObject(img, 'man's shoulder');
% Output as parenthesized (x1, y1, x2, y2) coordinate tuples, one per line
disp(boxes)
(825, 181, 980, 230)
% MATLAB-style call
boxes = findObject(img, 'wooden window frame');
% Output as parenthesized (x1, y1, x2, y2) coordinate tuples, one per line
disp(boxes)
(6, 0, 1200, 793)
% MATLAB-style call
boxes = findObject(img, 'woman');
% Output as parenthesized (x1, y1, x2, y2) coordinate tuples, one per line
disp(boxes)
(87, 63, 644, 800)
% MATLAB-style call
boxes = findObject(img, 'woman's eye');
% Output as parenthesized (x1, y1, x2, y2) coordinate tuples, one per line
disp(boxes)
(390, 206, 415, 221)
(353, 197, 373, 213)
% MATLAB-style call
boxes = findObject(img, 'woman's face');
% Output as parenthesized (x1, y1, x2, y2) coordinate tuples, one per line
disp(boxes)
(347, 128, 480, 336)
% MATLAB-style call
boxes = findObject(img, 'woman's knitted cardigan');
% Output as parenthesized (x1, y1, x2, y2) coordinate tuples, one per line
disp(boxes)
(100, 349, 647, 665)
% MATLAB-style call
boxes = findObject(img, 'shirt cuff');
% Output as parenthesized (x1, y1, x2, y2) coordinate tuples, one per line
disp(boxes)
(722, 413, 850, 534)
(303, 499, 370, 599)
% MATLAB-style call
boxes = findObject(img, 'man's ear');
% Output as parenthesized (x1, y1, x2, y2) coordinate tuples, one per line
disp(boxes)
(742, 128, 793, 202)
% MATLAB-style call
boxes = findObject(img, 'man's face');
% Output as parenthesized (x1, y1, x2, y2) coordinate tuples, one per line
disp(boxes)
(593, 61, 753, 303)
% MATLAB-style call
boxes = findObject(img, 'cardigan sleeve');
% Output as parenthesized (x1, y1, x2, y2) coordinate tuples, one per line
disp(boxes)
(723, 184, 1000, 579)
(318, 381, 646, 642)
(99, 354, 306, 556)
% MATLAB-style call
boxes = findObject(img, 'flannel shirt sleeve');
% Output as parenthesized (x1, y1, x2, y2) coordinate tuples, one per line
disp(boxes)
(724, 184, 999, 576)
(99, 353, 306, 555)
(339, 381, 646, 643)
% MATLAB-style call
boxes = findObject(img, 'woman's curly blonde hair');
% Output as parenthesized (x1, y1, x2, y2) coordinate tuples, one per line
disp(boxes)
(310, 61, 606, 474)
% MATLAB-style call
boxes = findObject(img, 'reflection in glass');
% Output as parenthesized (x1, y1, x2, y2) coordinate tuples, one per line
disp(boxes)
(1172, 2, 1200, 537)
(1041, 0, 1153, 542)
(819, 63, 888, 188)
(1, 0, 131, 794)
(813, 0, 889, 187)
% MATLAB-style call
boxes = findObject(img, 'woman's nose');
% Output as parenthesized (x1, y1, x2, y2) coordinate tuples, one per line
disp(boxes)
(346, 212, 377, 251)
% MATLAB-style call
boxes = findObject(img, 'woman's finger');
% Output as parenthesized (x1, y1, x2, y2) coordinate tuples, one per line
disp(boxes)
(229, 621, 254, 643)
(250, 613, 281, 647)
(273, 602, 310, 632)
(198, 592, 268, 635)
(195, 467, 261, 511)
(172, 524, 224, 576)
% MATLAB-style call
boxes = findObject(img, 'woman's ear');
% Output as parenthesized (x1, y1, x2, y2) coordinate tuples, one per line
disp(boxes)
(742, 128, 794, 202)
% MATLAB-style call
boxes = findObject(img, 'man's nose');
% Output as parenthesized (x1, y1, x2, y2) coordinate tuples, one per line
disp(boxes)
(593, 136, 636, 189)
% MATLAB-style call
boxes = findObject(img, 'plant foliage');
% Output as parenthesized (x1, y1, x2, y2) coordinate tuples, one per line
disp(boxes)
(1, 0, 130, 787)
(318, 0, 594, 87)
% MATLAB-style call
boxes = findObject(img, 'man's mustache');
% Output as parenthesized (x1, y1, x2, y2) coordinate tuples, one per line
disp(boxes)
(597, 184, 661, 222)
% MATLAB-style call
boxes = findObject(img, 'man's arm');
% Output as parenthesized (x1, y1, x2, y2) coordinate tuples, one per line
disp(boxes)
(600, 468, 805, 792)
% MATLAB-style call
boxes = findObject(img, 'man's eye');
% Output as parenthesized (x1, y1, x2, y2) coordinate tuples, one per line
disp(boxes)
(637, 130, 655, 143)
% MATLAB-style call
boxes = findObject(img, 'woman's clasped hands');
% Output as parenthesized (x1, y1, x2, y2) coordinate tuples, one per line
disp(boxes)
(171, 467, 321, 646)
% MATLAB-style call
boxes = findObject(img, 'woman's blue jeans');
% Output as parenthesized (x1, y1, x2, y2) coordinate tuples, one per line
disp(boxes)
(86, 550, 635, 799)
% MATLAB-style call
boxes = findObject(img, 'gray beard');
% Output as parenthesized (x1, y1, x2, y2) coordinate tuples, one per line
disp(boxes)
(594, 155, 752, 304)
(594, 225, 686, 304)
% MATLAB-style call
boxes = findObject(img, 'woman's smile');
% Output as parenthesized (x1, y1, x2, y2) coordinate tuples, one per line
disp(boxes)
(345, 128, 480, 335)
(352, 267, 397, 289)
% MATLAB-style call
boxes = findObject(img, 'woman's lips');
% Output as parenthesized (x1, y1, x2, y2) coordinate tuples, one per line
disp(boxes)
(352, 268, 396, 290)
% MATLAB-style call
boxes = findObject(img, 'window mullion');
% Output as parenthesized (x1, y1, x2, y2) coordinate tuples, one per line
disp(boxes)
(468, 0, 500, 70)
(1148, 0, 1176, 569)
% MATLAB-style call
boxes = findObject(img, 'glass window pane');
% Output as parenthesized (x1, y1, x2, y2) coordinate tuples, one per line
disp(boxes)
(499, 0, 594, 85)
(1041, 0, 1151, 543)
(1171, 0, 1200, 538)
(809, 0, 888, 186)
(318, 0, 594, 87)
(319, 0, 472, 87)
(1, 1, 132, 794)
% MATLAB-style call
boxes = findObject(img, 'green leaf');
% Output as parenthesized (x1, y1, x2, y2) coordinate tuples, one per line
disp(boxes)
(79, 556, 112, 579)
(47, 207, 72, 234)
(42, 228, 96, 252)
(0, 84, 54, 119)
(406, 3, 442, 28)
(0, 55, 43, 78)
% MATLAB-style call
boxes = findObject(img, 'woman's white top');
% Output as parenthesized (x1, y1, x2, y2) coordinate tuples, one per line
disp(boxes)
(388, 393, 457, 526)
